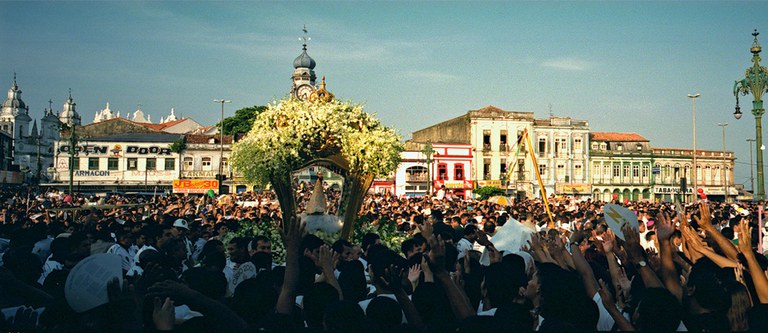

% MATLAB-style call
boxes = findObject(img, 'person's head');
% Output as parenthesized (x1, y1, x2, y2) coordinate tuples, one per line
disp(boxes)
(361, 233, 381, 254)
(181, 267, 227, 300)
(249, 235, 271, 256)
(171, 218, 190, 237)
(338, 259, 367, 303)
(464, 224, 478, 242)
(323, 300, 374, 333)
(301, 234, 325, 259)
(633, 288, 682, 333)
(400, 238, 417, 259)
(332, 239, 354, 262)
(155, 224, 173, 249)
(303, 282, 341, 328)
(228, 237, 250, 264)
(366, 296, 402, 332)
(686, 259, 731, 313)
(726, 279, 751, 332)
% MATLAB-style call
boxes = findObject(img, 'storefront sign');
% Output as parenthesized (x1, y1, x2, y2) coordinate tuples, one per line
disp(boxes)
(653, 186, 693, 194)
(181, 171, 215, 178)
(556, 183, 591, 194)
(476, 180, 502, 188)
(59, 145, 172, 156)
(173, 179, 219, 194)
(74, 170, 111, 177)
(435, 180, 474, 189)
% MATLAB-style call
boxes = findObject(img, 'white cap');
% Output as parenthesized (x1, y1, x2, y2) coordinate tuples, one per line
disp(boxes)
(173, 219, 189, 230)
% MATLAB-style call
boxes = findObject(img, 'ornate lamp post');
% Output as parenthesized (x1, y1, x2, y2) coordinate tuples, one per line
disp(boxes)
(68, 124, 78, 195)
(688, 93, 700, 203)
(734, 29, 768, 200)
(718, 123, 728, 202)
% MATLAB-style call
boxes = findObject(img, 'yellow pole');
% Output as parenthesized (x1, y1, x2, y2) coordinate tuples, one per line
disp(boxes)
(525, 129, 555, 228)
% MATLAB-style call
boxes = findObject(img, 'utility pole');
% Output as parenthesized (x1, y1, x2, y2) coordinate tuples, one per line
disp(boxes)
(68, 124, 77, 195)
(213, 99, 231, 194)
(718, 123, 728, 202)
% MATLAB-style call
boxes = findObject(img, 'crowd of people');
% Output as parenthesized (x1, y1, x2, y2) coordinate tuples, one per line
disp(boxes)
(1, 185, 768, 332)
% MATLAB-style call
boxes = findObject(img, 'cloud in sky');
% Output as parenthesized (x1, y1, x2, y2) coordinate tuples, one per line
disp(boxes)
(541, 58, 592, 71)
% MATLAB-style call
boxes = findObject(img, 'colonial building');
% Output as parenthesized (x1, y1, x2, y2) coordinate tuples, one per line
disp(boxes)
(394, 142, 474, 198)
(51, 133, 182, 192)
(180, 134, 233, 193)
(589, 132, 654, 202)
(651, 147, 736, 202)
(532, 117, 590, 198)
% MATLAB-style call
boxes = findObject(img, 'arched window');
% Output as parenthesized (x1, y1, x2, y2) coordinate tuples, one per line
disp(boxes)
(406, 166, 428, 182)
(183, 157, 193, 170)
(202, 157, 212, 171)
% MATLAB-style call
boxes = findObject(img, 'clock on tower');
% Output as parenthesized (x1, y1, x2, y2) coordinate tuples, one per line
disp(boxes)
(295, 84, 315, 101)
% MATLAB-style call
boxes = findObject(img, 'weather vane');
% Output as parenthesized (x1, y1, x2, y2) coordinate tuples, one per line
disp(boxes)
(300, 25, 311, 49)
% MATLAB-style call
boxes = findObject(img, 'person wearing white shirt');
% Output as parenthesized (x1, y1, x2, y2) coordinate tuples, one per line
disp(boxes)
(107, 231, 134, 272)
(456, 224, 479, 260)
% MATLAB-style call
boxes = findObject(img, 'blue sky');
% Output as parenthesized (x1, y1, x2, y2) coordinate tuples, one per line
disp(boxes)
(0, 1, 766, 187)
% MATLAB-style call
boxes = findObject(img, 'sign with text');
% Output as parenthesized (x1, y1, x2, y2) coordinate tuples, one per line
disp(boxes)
(476, 180, 502, 188)
(173, 179, 219, 194)
(653, 186, 693, 194)
(181, 170, 216, 178)
(556, 183, 591, 194)
(435, 180, 474, 189)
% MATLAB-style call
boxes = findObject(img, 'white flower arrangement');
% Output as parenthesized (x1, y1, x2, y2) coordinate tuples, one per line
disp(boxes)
(231, 98, 403, 186)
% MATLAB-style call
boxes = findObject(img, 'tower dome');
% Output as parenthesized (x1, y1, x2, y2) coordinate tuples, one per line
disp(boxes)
(1, 74, 27, 116)
(293, 48, 316, 69)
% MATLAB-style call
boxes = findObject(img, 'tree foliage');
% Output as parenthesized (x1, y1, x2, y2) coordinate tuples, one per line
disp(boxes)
(217, 105, 267, 135)
(474, 186, 506, 200)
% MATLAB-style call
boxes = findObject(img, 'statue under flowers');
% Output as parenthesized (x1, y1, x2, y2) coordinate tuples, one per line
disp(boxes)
(231, 84, 403, 239)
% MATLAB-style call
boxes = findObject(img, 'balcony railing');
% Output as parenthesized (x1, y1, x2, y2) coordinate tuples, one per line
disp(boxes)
(406, 174, 428, 182)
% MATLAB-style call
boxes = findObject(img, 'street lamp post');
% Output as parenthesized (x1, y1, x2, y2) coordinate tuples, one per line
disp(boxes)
(421, 141, 435, 196)
(734, 29, 768, 200)
(688, 93, 701, 202)
(68, 125, 77, 195)
(718, 123, 728, 202)
(748, 138, 756, 195)
(213, 99, 231, 195)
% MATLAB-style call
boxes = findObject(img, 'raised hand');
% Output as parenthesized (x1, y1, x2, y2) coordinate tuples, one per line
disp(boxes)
(427, 235, 446, 273)
(421, 217, 434, 240)
(407, 264, 422, 287)
(153, 297, 175, 331)
(378, 264, 404, 293)
(656, 212, 675, 241)
(621, 223, 645, 264)
(736, 219, 753, 256)
(601, 229, 616, 254)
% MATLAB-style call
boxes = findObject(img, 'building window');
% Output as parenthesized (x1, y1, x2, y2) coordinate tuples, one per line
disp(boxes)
(593, 163, 601, 178)
(108, 158, 118, 171)
(88, 157, 99, 171)
(483, 159, 491, 180)
(557, 164, 565, 181)
(642, 165, 649, 178)
(632, 165, 640, 178)
(705, 166, 711, 182)
(202, 157, 212, 171)
(500, 131, 508, 151)
(72, 158, 80, 171)
(454, 164, 464, 180)
(165, 158, 175, 170)
(500, 159, 507, 175)
(146, 158, 156, 171)
(600, 142, 607, 150)
(613, 164, 620, 178)
(636, 144, 643, 150)
(221, 157, 228, 172)
(183, 157, 193, 170)
(539, 137, 547, 157)
(696, 165, 702, 181)
(574, 164, 583, 179)
(127, 158, 138, 171)
(574, 138, 583, 152)
(591, 142, 598, 150)
(482, 130, 491, 152)
(437, 163, 448, 180)
(603, 165, 610, 178)
(616, 144, 624, 151)
(539, 164, 547, 177)
(623, 164, 630, 178)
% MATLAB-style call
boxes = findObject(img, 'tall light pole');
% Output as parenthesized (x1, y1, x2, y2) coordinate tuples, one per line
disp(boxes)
(213, 99, 231, 194)
(734, 29, 768, 201)
(748, 138, 756, 195)
(421, 141, 435, 196)
(688, 93, 700, 202)
(718, 123, 729, 202)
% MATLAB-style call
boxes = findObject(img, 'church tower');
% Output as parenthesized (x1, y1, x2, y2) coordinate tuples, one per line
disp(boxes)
(0, 73, 30, 138)
(291, 26, 318, 101)
(59, 89, 81, 127)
